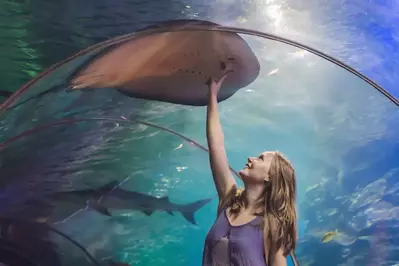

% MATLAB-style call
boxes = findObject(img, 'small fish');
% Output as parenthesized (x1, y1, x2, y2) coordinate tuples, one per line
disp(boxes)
(35, 217, 49, 223)
(321, 229, 338, 243)
(267, 68, 279, 76)
(235, 188, 243, 197)
(173, 143, 183, 150)
(236, 16, 248, 23)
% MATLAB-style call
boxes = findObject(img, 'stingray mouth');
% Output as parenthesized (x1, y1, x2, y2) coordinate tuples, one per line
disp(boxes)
(244, 163, 251, 169)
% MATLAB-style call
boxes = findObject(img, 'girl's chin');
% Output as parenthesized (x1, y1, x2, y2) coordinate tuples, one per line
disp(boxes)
(238, 169, 248, 178)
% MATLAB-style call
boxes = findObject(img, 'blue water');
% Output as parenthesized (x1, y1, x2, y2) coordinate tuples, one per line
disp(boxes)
(0, 1, 399, 266)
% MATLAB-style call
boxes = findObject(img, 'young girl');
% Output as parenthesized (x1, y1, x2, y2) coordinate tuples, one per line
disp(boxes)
(202, 71, 298, 266)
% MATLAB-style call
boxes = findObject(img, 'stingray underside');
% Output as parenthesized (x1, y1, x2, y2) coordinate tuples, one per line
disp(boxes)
(69, 20, 261, 106)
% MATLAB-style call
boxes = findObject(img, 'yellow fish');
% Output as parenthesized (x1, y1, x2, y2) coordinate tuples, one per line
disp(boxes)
(235, 188, 243, 197)
(321, 229, 338, 243)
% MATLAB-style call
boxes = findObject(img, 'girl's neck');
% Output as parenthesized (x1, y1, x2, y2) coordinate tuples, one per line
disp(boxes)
(243, 183, 265, 212)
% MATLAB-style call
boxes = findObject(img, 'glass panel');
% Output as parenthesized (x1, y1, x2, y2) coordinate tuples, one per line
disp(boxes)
(0, 27, 398, 266)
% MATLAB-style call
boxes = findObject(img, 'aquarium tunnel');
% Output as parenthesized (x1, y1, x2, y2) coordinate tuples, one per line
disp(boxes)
(0, 2, 398, 266)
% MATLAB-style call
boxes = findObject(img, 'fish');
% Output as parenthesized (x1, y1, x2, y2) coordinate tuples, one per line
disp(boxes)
(43, 181, 117, 204)
(88, 186, 212, 225)
(41, 181, 212, 225)
(173, 143, 183, 150)
(5, 19, 259, 111)
(321, 229, 339, 243)
(14, 181, 119, 224)
(69, 19, 260, 106)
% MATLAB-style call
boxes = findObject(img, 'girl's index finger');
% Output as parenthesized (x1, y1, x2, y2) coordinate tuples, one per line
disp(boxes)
(217, 70, 233, 85)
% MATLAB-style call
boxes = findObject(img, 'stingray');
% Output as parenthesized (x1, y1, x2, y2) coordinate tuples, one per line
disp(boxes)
(70, 19, 260, 106)
(9, 20, 260, 109)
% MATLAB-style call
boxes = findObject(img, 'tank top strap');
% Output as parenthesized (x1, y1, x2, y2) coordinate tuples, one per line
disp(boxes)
(250, 215, 264, 226)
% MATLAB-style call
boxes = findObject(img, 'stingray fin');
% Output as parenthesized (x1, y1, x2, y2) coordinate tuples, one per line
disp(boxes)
(139, 19, 219, 32)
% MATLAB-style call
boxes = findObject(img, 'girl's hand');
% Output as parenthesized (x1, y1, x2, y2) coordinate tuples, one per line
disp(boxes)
(207, 59, 235, 96)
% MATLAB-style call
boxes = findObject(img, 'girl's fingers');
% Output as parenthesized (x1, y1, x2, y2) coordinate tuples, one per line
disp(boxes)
(206, 77, 213, 87)
(217, 70, 233, 85)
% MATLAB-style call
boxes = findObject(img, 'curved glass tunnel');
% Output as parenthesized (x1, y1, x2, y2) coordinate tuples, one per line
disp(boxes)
(0, 25, 398, 266)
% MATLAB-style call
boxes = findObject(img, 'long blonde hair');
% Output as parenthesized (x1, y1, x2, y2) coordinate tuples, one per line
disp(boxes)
(220, 152, 298, 265)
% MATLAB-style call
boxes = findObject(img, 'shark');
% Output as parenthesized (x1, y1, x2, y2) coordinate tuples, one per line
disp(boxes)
(40, 181, 212, 225)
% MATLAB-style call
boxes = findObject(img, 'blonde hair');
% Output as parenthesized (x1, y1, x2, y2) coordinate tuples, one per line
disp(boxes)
(220, 151, 298, 265)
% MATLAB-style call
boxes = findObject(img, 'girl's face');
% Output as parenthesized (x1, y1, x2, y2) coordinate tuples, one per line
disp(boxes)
(239, 151, 275, 184)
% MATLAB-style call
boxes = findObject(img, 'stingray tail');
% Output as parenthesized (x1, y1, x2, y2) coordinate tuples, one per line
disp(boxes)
(0, 90, 12, 98)
(178, 198, 212, 225)
(7, 84, 68, 110)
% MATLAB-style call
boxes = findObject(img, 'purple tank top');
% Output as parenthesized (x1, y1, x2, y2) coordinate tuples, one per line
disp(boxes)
(202, 208, 267, 266)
